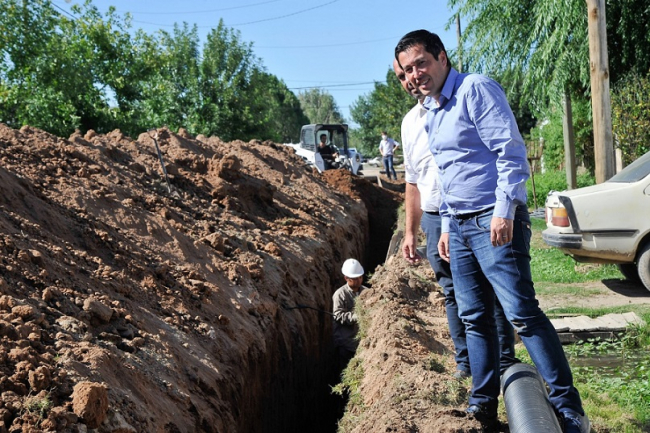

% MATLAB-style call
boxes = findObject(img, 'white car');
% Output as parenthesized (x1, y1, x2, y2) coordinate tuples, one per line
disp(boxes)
(367, 157, 382, 167)
(542, 150, 650, 291)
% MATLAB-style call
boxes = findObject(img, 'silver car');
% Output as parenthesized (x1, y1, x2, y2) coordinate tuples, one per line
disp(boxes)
(542, 150, 650, 292)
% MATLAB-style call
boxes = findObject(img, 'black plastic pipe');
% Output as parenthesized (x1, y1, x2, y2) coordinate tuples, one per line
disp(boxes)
(500, 363, 563, 433)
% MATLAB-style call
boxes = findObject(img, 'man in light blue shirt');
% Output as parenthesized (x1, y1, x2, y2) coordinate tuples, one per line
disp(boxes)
(395, 30, 589, 433)
(393, 59, 518, 381)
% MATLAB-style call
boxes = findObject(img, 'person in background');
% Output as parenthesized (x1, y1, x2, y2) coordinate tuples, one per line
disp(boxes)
(395, 30, 589, 433)
(378, 131, 399, 180)
(393, 59, 518, 381)
(318, 134, 339, 169)
(332, 258, 366, 368)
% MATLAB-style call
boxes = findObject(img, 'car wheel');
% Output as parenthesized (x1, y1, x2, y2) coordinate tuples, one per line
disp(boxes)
(617, 263, 641, 282)
(637, 242, 650, 292)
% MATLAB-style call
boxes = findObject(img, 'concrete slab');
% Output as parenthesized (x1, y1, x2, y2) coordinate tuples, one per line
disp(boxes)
(551, 312, 646, 344)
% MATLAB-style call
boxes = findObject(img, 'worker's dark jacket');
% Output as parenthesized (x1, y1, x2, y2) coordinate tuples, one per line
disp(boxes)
(332, 284, 365, 352)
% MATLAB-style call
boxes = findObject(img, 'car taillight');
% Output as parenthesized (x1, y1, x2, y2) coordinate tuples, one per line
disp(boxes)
(550, 207, 570, 227)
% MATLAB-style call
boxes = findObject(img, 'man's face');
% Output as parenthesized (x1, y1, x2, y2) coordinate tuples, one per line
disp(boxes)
(397, 43, 448, 99)
(345, 276, 363, 290)
(319, 136, 327, 146)
(392, 59, 421, 99)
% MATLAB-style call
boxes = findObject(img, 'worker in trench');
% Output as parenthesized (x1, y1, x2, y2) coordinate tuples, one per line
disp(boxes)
(332, 258, 367, 369)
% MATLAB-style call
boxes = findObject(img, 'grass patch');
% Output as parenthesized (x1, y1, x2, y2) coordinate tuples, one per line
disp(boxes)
(526, 218, 650, 431)
(333, 356, 366, 433)
(518, 221, 650, 431)
(429, 378, 468, 406)
(354, 299, 370, 341)
(423, 353, 446, 373)
(21, 391, 52, 425)
(529, 216, 623, 283)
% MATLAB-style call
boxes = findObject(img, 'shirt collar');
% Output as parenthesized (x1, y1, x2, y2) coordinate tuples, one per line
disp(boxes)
(423, 67, 458, 111)
(416, 100, 427, 116)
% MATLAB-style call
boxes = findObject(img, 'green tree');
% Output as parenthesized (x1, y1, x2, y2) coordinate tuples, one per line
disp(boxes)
(449, 0, 650, 172)
(0, 4, 308, 142)
(197, 21, 261, 141)
(246, 71, 309, 143)
(448, 0, 587, 110)
(349, 67, 413, 157)
(1, 0, 79, 135)
(0, 0, 149, 136)
(297, 89, 345, 124)
(135, 23, 201, 133)
(450, 0, 650, 108)
(530, 99, 594, 172)
(611, 71, 650, 165)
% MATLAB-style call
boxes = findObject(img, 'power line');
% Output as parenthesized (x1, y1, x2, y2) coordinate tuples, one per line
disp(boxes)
(289, 81, 377, 90)
(132, 0, 340, 28)
(112, 0, 282, 15)
(256, 35, 402, 49)
(229, 0, 339, 26)
(50, 2, 76, 20)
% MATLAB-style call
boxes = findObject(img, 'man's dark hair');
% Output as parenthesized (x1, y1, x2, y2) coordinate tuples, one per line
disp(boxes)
(395, 30, 446, 61)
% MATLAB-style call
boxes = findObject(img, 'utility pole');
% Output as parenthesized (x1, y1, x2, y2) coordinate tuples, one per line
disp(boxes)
(456, 14, 463, 73)
(562, 91, 577, 189)
(586, 0, 615, 183)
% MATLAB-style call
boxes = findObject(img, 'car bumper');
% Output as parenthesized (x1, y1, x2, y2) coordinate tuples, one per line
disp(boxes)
(542, 229, 637, 263)
(542, 230, 582, 249)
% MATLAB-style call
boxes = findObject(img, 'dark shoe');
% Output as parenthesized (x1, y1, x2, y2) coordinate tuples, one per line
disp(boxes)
(453, 369, 471, 380)
(466, 403, 498, 431)
(562, 411, 590, 433)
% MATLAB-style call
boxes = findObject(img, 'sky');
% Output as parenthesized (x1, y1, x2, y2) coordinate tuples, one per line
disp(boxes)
(52, 0, 459, 124)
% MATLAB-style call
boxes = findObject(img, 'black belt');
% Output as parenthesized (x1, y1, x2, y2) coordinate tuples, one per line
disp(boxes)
(455, 207, 494, 220)
(425, 211, 440, 215)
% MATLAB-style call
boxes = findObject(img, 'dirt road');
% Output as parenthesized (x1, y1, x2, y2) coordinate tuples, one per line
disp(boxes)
(537, 279, 650, 310)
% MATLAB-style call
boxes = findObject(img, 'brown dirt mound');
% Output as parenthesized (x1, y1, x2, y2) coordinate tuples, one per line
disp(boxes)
(0, 123, 378, 432)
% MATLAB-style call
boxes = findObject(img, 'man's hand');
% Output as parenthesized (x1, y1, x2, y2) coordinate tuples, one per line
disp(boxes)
(402, 233, 421, 264)
(490, 216, 513, 246)
(438, 232, 450, 263)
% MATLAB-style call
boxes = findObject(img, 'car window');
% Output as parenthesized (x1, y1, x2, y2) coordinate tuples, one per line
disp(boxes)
(609, 150, 650, 183)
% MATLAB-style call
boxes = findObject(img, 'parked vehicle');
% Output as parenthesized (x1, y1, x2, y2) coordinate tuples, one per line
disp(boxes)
(284, 124, 362, 175)
(367, 157, 381, 167)
(542, 150, 650, 291)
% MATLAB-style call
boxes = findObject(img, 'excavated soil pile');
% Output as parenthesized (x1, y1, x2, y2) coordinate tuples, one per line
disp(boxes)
(346, 256, 490, 433)
(0, 123, 406, 433)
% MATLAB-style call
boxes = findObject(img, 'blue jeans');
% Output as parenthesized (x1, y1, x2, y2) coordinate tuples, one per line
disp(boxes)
(448, 206, 583, 414)
(382, 155, 396, 179)
(421, 211, 518, 375)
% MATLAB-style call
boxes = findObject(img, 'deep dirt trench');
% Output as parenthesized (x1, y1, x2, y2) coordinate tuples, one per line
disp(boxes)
(245, 171, 405, 433)
(0, 124, 404, 433)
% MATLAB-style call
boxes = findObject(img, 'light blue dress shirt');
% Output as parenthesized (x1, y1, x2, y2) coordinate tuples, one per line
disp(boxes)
(423, 68, 530, 232)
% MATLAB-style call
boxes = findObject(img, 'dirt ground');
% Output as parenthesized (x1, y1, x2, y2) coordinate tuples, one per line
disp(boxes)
(0, 123, 405, 433)
(537, 279, 650, 310)
(0, 123, 647, 433)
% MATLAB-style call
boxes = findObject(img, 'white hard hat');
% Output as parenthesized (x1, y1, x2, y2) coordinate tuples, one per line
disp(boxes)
(341, 258, 364, 278)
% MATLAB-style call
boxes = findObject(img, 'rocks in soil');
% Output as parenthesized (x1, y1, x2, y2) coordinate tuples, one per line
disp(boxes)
(71, 381, 109, 428)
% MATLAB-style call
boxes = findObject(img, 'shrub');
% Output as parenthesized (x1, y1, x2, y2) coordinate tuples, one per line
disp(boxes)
(611, 71, 650, 165)
(530, 97, 595, 172)
(527, 170, 595, 210)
